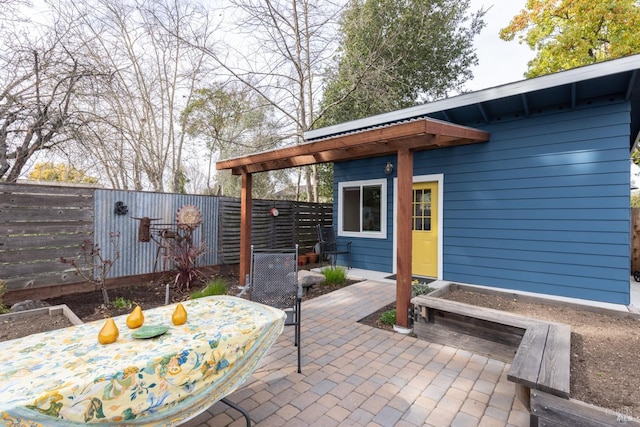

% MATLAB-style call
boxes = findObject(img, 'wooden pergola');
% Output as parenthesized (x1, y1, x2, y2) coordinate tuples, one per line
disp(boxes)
(216, 117, 489, 328)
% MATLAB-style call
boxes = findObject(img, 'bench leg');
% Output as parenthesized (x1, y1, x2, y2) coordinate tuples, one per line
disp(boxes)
(513, 385, 538, 427)
(515, 384, 531, 412)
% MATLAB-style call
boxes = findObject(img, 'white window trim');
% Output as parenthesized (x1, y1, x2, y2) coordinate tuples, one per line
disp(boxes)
(337, 178, 387, 239)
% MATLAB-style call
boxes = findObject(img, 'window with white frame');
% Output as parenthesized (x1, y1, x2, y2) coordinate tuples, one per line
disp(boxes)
(338, 179, 387, 238)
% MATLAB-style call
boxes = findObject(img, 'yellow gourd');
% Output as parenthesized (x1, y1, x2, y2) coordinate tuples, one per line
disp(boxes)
(126, 305, 144, 329)
(98, 318, 119, 344)
(172, 303, 187, 325)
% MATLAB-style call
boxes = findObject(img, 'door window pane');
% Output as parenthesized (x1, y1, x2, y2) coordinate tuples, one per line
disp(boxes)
(413, 188, 431, 231)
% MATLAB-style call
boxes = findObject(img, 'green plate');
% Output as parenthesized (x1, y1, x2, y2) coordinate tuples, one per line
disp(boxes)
(131, 325, 169, 339)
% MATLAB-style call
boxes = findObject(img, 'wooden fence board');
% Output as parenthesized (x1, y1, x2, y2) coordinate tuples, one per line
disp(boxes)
(1, 193, 93, 208)
(5, 270, 88, 290)
(0, 183, 94, 196)
(0, 233, 90, 250)
(0, 246, 83, 263)
(2, 259, 83, 277)
(0, 222, 93, 235)
(0, 207, 93, 222)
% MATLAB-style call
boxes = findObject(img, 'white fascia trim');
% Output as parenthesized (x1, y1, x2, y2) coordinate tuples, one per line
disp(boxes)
(305, 54, 640, 141)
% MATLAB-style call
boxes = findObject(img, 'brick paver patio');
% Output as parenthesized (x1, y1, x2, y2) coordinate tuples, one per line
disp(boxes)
(185, 280, 530, 426)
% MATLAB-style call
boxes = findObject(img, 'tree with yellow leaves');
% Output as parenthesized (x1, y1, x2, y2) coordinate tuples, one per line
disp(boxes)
(500, 0, 640, 78)
(28, 162, 98, 184)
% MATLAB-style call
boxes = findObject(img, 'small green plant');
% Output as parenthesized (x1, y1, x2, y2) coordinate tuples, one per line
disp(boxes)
(111, 296, 134, 309)
(0, 279, 9, 314)
(190, 278, 228, 299)
(322, 266, 347, 285)
(412, 283, 434, 298)
(380, 309, 396, 326)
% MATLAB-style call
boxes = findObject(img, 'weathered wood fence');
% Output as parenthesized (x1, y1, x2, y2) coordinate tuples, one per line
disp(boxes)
(0, 183, 332, 302)
(0, 183, 94, 291)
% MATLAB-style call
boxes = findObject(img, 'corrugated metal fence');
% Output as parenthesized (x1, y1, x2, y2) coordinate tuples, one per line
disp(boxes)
(0, 183, 332, 298)
(94, 189, 220, 279)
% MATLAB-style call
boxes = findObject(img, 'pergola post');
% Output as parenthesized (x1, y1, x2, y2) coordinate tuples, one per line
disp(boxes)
(396, 148, 413, 329)
(239, 170, 252, 286)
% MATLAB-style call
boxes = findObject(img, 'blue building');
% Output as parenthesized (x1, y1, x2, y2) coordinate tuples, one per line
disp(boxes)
(305, 55, 640, 306)
(218, 55, 640, 315)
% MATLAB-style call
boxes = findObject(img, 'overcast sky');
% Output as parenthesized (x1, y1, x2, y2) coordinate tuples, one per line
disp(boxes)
(465, 0, 534, 91)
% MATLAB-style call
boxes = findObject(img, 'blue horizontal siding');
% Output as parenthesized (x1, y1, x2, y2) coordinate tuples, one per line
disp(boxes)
(334, 100, 631, 304)
(438, 102, 631, 304)
(445, 236, 626, 258)
(447, 185, 630, 200)
(446, 208, 628, 220)
(446, 227, 625, 245)
(446, 195, 628, 209)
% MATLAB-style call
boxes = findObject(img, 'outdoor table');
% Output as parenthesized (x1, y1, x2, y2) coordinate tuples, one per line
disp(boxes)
(0, 295, 285, 426)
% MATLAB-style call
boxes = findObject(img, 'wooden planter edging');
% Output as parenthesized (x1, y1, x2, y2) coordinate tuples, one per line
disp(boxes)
(0, 304, 83, 326)
(411, 283, 640, 427)
(531, 391, 640, 427)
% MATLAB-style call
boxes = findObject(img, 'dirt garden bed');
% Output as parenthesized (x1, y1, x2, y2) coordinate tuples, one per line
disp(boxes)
(2, 265, 359, 341)
(436, 287, 640, 418)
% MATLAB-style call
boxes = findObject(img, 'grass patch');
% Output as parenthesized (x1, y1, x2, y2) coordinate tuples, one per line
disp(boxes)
(111, 296, 134, 309)
(380, 309, 396, 325)
(376, 283, 434, 326)
(191, 278, 228, 299)
(322, 266, 347, 285)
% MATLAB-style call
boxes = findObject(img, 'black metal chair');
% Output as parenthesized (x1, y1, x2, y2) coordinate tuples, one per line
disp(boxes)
(316, 225, 351, 268)
(239, 245, 302, 373)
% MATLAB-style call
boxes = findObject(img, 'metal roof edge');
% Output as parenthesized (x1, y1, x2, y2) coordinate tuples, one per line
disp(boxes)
(305, 54, 640, 141)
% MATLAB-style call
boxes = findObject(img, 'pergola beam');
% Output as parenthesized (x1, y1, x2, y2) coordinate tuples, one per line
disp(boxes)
(218, 119, 489, 175)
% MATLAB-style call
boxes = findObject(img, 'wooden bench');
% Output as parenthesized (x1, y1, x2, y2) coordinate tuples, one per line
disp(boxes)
(508, 322, 571, 399)
(412, 295, 571, 412)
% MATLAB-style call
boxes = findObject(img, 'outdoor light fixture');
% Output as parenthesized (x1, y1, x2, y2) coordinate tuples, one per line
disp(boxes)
(384, 162, 394, 175)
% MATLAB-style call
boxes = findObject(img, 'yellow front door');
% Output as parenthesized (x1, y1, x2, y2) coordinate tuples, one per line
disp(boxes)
(412, 181, 438, 277)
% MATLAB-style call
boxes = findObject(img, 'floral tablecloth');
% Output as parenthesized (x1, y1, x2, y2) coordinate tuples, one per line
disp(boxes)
(0, 296, 285, 426)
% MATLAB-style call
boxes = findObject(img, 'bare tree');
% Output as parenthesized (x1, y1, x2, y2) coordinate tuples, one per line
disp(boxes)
(0, 15, 110, 182)
(52, 0, 216, 191)
(179, 0, 343, 202)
